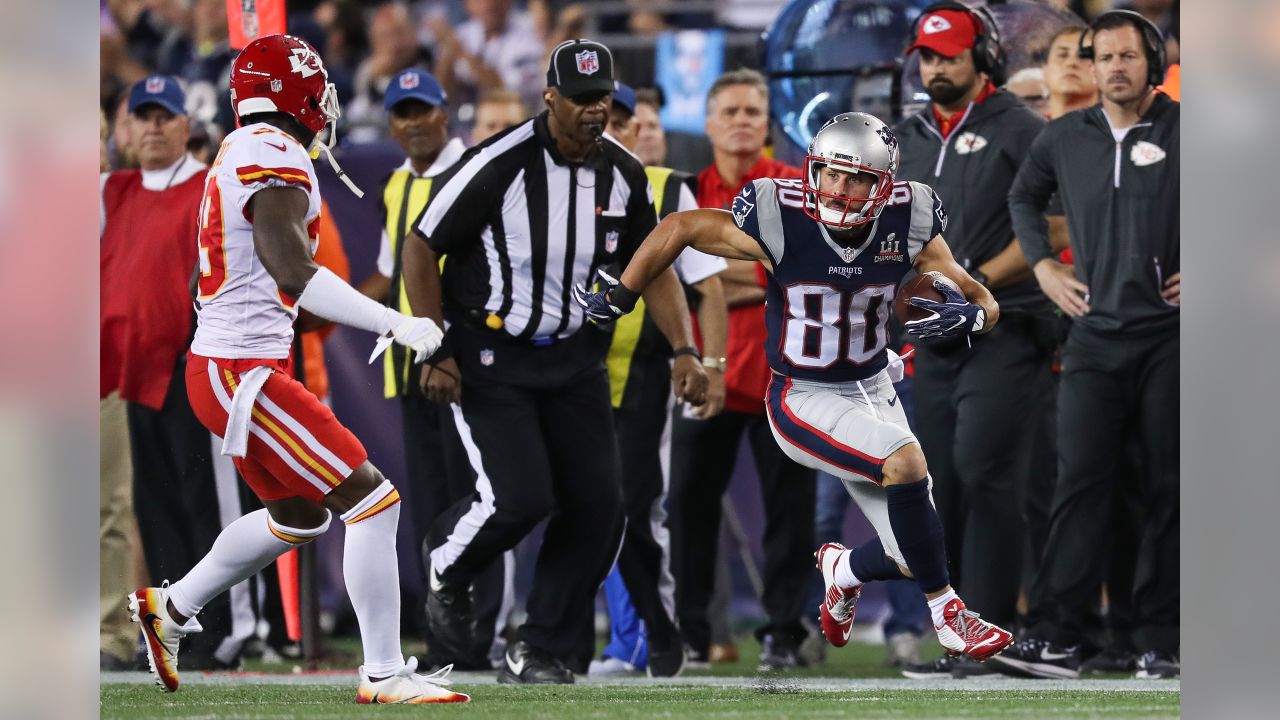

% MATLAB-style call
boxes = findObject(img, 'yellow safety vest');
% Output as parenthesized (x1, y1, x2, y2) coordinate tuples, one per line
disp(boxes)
(381, 168, 437, 398)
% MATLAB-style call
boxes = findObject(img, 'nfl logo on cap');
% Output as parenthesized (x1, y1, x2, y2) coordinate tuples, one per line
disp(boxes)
(576, 49, 599, 75)
(146, 77, 166, 94)
(400, 73, 419, 90)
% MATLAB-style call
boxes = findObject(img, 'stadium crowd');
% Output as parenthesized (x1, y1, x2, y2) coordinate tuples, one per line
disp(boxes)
(99, 0, 1181, 684)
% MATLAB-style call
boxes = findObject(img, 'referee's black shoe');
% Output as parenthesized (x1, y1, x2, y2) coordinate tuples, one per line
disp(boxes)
(987, 637, 1081, 679)
(425, 566, 475, 659)
(496, 641, 575, 684)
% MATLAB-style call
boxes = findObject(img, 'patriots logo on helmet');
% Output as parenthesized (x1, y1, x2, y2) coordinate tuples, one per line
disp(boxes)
(576, 50, 600, 75)
(877, 126, 897, 151)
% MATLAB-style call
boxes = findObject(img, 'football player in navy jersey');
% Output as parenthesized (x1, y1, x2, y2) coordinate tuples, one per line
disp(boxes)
(574, 112, 1014, 662)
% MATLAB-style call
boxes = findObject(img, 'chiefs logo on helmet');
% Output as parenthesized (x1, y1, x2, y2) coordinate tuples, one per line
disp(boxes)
(230, 34, 338, 135)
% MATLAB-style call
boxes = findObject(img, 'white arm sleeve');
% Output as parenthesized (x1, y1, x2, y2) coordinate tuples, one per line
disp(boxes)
(297, 266, 400, 334)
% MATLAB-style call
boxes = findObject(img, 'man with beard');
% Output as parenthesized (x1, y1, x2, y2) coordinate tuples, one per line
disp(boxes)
(893, 2, 1053, 679)
(1002, 10, 1180, 680)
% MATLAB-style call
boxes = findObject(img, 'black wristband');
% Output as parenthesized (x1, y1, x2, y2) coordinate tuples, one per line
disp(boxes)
(607, 283, 640, 313)
(970, 269, 989, 287)
(424, 334, 454, 365)
(672, 346, 702, 361)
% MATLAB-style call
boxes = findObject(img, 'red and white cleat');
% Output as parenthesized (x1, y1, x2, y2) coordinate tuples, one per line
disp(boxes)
(357, 657, 471, 704)
(934, 597, 1014, 661)
(127, 583, 199, 692)
(815, 542, 862, 648)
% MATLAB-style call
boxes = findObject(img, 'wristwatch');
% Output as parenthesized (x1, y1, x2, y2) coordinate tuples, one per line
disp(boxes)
(701, 356, 727, 372)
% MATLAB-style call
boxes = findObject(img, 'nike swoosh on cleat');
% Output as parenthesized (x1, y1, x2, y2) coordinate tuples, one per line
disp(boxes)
(841, 624, 853, 642)
(971, 634, 1006, 651)
(507, 655, 525, 676)
(142, 614, 171, 657)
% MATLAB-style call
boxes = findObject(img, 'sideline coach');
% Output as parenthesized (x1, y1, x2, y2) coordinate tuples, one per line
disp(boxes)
(1006, 11, 1180, 678)
(401, 39, 707, 683)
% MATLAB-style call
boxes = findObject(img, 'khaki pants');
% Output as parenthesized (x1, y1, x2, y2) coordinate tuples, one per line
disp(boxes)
(101, 392, 139, 661)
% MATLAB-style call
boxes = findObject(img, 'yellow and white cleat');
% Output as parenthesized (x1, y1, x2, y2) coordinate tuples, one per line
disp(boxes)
(357, 657, 471, 704)
(127, 583, 199, 692)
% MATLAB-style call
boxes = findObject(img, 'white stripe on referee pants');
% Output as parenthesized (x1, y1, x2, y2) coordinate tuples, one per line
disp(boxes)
(653, 389, 678, 623)
(430, 404, 498, 574)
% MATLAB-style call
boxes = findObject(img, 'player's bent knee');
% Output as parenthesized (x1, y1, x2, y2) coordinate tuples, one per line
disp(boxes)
(338, 477, 402, 526)
(268, 508, 332, 545)
(882, 443, 928, 486)
(322, 461, 387, 514)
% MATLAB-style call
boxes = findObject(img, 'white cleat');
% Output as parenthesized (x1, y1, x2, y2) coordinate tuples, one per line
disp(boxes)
(127, 582, 200, 692)
(357, 657, 471, 704)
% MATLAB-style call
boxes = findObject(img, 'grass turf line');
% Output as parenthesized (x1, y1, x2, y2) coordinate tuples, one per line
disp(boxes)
(101, 684, 1180, 719)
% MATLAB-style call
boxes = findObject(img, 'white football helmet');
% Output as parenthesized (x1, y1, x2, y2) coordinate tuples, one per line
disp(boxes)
(803, 112, 899, 228)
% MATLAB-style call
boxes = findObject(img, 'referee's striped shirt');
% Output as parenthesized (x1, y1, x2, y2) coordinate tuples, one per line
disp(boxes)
(413, 112, 657, 341)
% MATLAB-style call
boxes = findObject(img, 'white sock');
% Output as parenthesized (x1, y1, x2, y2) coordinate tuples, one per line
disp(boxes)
(927, 588, 961, 628)
(341, 480, 405, 678)
(168, 509, 328, 619)
(833, 550, 862, 589)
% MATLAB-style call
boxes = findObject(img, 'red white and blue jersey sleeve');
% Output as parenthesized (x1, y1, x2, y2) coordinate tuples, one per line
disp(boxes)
(730, 178, 792, 267)
(903, 180, 946, 261)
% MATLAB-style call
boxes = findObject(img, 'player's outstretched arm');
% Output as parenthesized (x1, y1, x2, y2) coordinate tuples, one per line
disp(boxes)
(620, 209, 766, 296)
(250, 187, 443, 361)
(912, 233, 1000, 334)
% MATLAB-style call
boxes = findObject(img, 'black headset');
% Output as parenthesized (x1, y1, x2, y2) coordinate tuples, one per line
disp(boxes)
(1077, 9, 1167, 88)
(910, 1, 1008, 86)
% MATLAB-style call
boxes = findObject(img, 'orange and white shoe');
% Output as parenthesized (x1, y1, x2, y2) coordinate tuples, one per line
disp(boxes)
(127, 583, 200, 692)
(815, 542, 862, 648)
(357, 657, 471, 704)
(934, 597, 1014, 661)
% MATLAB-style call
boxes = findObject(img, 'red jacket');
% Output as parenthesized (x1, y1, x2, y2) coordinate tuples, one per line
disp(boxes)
(695, 156, 801, 414)
(101, 169, 205, 409)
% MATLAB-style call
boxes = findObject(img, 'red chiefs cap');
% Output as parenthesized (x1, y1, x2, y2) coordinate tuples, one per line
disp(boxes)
(907, 9, 979, 58)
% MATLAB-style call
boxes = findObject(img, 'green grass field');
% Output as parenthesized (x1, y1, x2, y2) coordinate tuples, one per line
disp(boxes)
(100, 635, 1180, 719)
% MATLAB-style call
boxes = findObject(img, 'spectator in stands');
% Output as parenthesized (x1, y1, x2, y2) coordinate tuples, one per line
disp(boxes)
(100, 76, 239, 670)
(470, 88, 527, 144)
(312, 0, 368, 106)
(428, 0, 546, 114)
(669, 68, 815, 673)
(347, 2, 434, 143)
(169, 0, 235, 134)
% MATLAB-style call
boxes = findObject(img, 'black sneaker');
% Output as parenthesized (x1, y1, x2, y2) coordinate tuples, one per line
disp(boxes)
(1080, 647, 1138, 674)
(902, 655, 955, 679)
(647, 646, 687, 678)
(425, 566, 475, 659)
(496, 641, 575, 684)
(757, 634, 802, 672)
(988, 638, 1080, 679)
(1135, 651, 1179, 679)
(950, 655, 998, 678)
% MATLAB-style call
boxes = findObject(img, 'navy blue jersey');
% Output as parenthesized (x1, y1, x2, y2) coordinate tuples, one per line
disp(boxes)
(731, 177, 946, 383)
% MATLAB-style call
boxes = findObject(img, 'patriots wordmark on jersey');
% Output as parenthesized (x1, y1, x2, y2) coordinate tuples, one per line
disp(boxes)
(731, 176, 946, 383)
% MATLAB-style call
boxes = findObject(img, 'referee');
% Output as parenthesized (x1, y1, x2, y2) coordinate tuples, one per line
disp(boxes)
(401, 39, 708, 684)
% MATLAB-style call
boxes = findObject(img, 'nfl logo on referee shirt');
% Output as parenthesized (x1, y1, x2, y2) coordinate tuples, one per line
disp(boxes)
(576, 50, 599, 75)
(605, 230, 619, 253)
(480, 349, 495, 366)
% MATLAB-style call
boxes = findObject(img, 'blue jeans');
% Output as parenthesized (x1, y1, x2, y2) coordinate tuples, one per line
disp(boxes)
(813, 375, 929, 637)
(601, 566, 647, 668)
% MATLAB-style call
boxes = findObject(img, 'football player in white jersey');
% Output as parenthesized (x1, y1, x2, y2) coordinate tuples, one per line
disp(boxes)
(127, 35, 469, 704)
(575, 113, 1015, 664)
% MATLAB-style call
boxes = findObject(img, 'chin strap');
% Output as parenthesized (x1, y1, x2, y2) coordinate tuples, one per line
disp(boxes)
(310, 127, 364, 198)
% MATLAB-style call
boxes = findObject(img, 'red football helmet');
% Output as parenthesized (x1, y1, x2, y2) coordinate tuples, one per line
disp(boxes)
(229, 34, 339, 136)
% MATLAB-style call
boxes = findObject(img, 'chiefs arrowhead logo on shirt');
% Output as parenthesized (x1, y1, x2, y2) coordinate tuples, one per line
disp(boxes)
(923, 15, 952, 33)
(954, 132, 988, 155)
(1130, 141, 1166, 167)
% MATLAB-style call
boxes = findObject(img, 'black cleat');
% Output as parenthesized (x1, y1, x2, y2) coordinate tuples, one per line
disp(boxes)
(424, 566, 475, 659)
(988, 638, 1080, 679)
(496, 641, 575, 684)
(647, 646, 687, 678)
(1080, 647, 1138, 674)
(902, 655, 956, 679)
(1135, 651, 1179, 679)
(757, 633, 803, 673)
(950, 655, 998, 678)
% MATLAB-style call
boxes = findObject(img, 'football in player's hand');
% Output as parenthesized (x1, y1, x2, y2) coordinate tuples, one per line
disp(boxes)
(895, 271, 961, 323)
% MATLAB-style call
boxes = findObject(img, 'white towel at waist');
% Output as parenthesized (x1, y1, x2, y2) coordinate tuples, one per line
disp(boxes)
(220, 365, 274, 457)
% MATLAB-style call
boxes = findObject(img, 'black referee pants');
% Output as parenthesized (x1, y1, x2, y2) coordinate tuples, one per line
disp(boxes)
(669, 407, 815, 653)
(401, 390, 507, 668)
(612, 355, 683, 657)
(129, 356, 232, 665)
(913, 313, 1056, 627)
(1035, 325, 1179, 655)
(427, 326, 624, 661)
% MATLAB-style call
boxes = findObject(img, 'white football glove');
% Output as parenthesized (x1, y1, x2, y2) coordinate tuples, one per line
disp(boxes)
(369, 315, 443, 364)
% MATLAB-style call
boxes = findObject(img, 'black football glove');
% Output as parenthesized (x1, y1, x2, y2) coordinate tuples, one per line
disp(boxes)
(904, 277, 985, 340)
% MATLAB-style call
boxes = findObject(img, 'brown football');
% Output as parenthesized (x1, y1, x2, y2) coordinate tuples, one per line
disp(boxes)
(895, 271, 960, 323)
